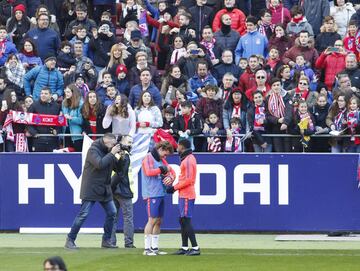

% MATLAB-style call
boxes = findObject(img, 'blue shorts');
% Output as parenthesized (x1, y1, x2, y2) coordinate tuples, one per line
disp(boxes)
(146, 197, 165, 218)
(179, 198, 195, 218)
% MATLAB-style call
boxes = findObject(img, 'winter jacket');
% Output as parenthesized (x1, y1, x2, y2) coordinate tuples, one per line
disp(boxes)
(315, 32, 342, 53)
(286, 18, 314, 37)
(315, 52, 346, 90)
(188, 5, 212, 40)
(214, 29, 240, 53)
(172, 111, 203, 136)
(80, 138, 117, 202)
(102, 104, 136, 136)
(57, 51, 76, 70)
(17, 53, 42, 67)
(23, 65, 64, 100)
(282, 38, 319, 67)
(238, 68, 257, 92)
(196, 97, 223, 128)
(212, 63, 242, 83)
(177, 55, 213, 79)
(135, 105, 163, 134)
(62, 100, 84, 142)
(65, 18, 97, 40)
(223, 103, 247, 132)
(189, 73, 218, 100)
(269, 3, 291, 28)
(111, 151, 133, 199)
(69, 36, 90, 57)
(341, 67, 360, 89)
(115, 78, 130, 97)
(24, 27, 60, 61)
(290, 65, 315, 82)
(330, 3, 356, 38)
(0, 39, 17, 66)
(235, 30, 268, 64)
(302, 0, 330, 36)
(82, 104, 111, 135)
(128, 82, 162, 109)
(89, 34, 116, 68)
(312, 103, 330, 129)
(0, 0, 24, 25)
(128, 65, 161, 89)
(212, 9, 246, 35)
(268, 36, 293, 56)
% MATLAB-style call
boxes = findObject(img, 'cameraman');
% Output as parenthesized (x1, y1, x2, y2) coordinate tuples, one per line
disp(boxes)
(110, 135, 135, 248)
(65, 133, 120, 250)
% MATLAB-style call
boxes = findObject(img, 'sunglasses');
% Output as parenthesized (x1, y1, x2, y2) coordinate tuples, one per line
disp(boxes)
(299, 82, 308, 86)
(256, 76, 266, 79)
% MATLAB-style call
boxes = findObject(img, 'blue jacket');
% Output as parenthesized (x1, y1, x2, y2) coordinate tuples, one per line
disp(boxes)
(0, 40, 17, 66)
(128, 82, 162, 109)
(189, 73, 218, 103)
(62, 100, 84, 142)
(95, 85, 108, 104)
(24, 65, 64, 100)
(115, 78, 130, 96)
(235, 30, 268, 64)
(17, 53, 42, 67)
(69, 36, 90, 57)
(24, 27, 61, 61)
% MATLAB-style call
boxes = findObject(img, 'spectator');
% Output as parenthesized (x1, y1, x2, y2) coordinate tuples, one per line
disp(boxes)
(106, 43, 129, 78)
(69, 24, 91, 57)
(346, 96, 360, 152)
(282, 30, 319, 68)
(162, 106, 175, 131)
(220, 72, 237, 101)
(212, 0, 246, 35)
(330, 0, 356, 38)
(119, 0, 141, 28)
(164, 88, 189, 115)
(72, 40, 94, 73)
(0, 0, 24, 26)
(265, 46, 283, 77)
(200, 26, 221, 66)
(286, 5, 313, 37)
(6, 4, 30, 49)
(160, 64, 189, 103)
(341, 53, 360, 89)
(0, 25, 17, 67)
(129, 68, 162, 108)
(268, 0, 291, 27)
(315, 40, 347, 90)
(59, 0, 78, 37)
(0, 88, 26, 152)
(0, 76, 10, 101)
(212, 50, 242, 83)
(27, 87, 61, 152)
(115, 64, 130, 97)
(258, 9, 275, 40)
(245, 69, 271, 101)
(65, 3, 97, 40)
(276, 64, 293, 90)
(235, 16, 268, 64)
(29, 5, 60, 33)
(311, 94, 331, 152)
(224, 117, 243, 152)
(134, 90, 163, 134)
(16, 38, 42, 71)
(57, 41, 77, 73)
(301, 0, 330, 36)
(204, 111, 225, 152)
(81, 91, 111, 140)
(128, 51, 161, 89)
(103, 84, 119, 107)
(315, 16, 342, 53)
(265, 77, 292, 152)
(89, 21, 116, 71)
(268, 24, 293, 56)
(288, 75, 318, 109)
(159, 34, 187, 67)
(332, 72, 359, 100)
(96, 72, 114, 104)
(74, 72, 90, 99)
(290, 54, 315, 83)
(23, 54, 64, 101)
(213, 13, 241, 53)
(343, 20, 358, 56)
(223, 87, 247, 133)
(103, 94, 136, 137)
(43, 256, 67, 271)
(126, 29, 153, 69)
(93, 1, 116, 24)
(4, 54, 25, 99)
(247, 90, 272, 152)
(188, 0, 212, 40)
(189, 60, 218, 102)
(23, 95, 33, 112)
(239, 57, 248, 72)
(25, 13, 60, 61)
(238, 55, 260, 92)
(62, 84, 84, 152)
(326, 92, 349, 152)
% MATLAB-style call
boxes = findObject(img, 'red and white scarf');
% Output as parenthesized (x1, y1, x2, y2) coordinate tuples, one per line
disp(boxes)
(334, 109, 346, 131)
(268, 93, 285, 118)
(200, 38, 216, 60)
(254, 105, 265, 131)
(8, 110, 68, 126)
(347, 109, 360, 144)
(170, 48, 187, 64)
(232, 103, 242, 118)
(2, 112, 28, 152)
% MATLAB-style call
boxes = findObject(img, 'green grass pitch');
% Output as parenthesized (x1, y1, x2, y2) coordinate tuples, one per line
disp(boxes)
(1, 233, 360, 271)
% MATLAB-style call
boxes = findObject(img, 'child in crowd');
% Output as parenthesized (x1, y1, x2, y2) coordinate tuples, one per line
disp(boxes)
(290, 54, 315, 83)
(343, 20, 358, 57)
(96, 72, 114, 103)
(266, 46, 282, 77)
(172, 100, 202, 150)
(311, 94, 330, 152)
(239, 58, 248, 72)
(69, 24, 91, 57)
(346, 96, 360, 153)
(100, 11, 116, 34)
(225, 117, 243, 152)
(115, 64, 130, 97)
(57, 41, 76, 73)
(23, 96, 33, 112)
(74, 73, 90, 99)
(162, 106, 175, 131)
(103, 84, 119, 107)
(204, 111, 225, 152)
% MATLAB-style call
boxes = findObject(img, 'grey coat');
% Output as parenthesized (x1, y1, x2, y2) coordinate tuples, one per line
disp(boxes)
(80, 139, 117, 202)
(303, 0, 330, 35)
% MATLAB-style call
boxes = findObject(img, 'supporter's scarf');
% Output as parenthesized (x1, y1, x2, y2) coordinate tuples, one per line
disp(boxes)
(225, 128, 241, 152)
(0, 39, 6, 58)
(200, 38, 216, 60)
(170, 48, 187, 64)
(334, 108, 346, 131)
(232, 104, 242, 118)
(2, 112, 28, 152)
(268, 92, 285, 118)
(267, 58, 278, 70)
(347, 110, 360, 144)
(292, 16, 304, 24)
(7, 110, 68, 126)
(254, 105, 265, 131)
(21, 49, 35, 57)
(139, 10, 149, 37)
(207, 137, 222, 152)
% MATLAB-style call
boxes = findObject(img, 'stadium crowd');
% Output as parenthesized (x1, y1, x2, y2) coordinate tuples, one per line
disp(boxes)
(0, 0, 360, 153)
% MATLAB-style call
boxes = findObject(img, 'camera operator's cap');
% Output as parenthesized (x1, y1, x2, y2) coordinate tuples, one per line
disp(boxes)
(14, 4, 26, 14)
(44, 53, 56, 63)
(116, 64, 128, 75)
(130, 30, 142, 41)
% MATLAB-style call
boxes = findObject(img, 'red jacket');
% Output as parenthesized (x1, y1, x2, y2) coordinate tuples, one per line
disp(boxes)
(212, 9, 246, 36)
(315, 52, 346, 90)
(269, 4, 291, 28)
(174, 152, 197, 199)
(245, 84, 271, 101)
(238, 68, 256, 92)
(282, 38, 319, 66)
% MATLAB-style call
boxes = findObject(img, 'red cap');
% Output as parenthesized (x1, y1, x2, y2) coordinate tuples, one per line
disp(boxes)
(14, 4, 26, 14)
(116, 64, 128, 76)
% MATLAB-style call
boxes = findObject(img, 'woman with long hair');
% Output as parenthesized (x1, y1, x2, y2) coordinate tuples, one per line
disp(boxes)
(82, 91, 111, 140)
(5, 54, 26, 99)
(135, 91, 163, 135)
(0, 89, 26, 152)
(223, 87, 247, 134)
(102, 94, 136, 137)
(62, 83, 83, 151)
(268, 24, 293, 56)
(17, 39, 42, 70)
(6, 4, 30, 49)
(106, 43, 130, 77)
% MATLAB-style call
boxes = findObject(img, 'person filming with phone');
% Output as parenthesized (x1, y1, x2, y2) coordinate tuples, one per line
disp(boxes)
(315, 40, 347, 91)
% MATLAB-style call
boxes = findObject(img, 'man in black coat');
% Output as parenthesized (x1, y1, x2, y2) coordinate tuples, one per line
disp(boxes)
(110, 135, 135, 248)
(188, 0, 212, 41)
(65, 133, 121, 249)
(212, 50, 242, 83)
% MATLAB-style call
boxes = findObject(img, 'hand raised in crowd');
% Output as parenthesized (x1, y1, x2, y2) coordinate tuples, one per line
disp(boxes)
(161, 25, 170, 34)
(169, 28, 179, 35)
(111, 144, 121, 155)
(280, 124, 287, 131)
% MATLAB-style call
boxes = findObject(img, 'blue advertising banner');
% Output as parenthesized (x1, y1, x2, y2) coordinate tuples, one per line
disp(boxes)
(0, 153, 359, 232)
